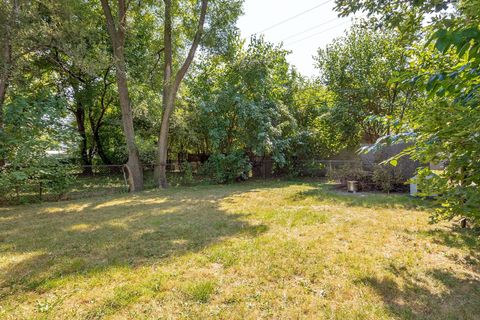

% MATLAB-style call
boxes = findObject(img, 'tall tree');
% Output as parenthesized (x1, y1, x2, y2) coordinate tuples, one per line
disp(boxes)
(187, 36, 296, 162)
(100, 0, 144, 191)
(335, 0, 480, 224)
(315, 22, 415, 143)
(0, 0, 19, 165)
(30, 0, 120, 172)
(154, 0, 208, 188)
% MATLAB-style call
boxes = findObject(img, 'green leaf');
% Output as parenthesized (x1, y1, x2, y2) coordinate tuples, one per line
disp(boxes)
(435, 37, 451, 53)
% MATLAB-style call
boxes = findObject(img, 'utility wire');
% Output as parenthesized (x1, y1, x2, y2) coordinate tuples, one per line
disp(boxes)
(286, 20, 350, 45)
(253, 0, 333, 35)
(280, 17, 339, 42)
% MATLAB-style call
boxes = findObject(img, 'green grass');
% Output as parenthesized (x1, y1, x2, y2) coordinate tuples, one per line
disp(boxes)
(183, 280, 217, 303)
(0, 180, 478, 319)
(2, 171, 201, 204)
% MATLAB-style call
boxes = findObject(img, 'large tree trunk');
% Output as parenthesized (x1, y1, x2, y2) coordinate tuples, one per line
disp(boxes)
(154, 91, 175, 188)
(90, 66, 113, 166)
(114, 60, 144, 190)
(74, 104, 93, 175)
(0, 0, 17, 120)
(93, 129, 112, 165)
(0, 73, 7, 145)
(0, 1, 16, 167)
(154, 0, 208, 188)
(100, 0, 143, 191)
(0, 76, 6, 167)
(0, 74, 7, 131)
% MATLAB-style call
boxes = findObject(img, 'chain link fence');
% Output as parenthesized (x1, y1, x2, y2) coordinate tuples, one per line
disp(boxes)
(0, 159, 366, 205)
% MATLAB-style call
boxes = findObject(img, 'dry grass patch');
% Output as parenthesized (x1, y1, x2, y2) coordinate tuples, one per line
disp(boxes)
(0, 180, 478, 319)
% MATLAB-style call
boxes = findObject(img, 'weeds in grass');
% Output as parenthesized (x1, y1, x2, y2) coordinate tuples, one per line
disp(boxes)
(183, 280, 217, 303)
(0, 181, 478, 319)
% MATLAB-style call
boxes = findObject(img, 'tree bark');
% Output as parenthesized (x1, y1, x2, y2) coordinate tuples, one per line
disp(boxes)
(93, 129, 112, 165)
(86, 66, 113, 167)
(155, 92, 175, 188)
(90, 66, 113, 166)
(0, 69, 8, 133)
(154, 0, 208, 188)
(0, 75, 6, 167)
(100, 0, 143, 191)
(74, 102, 93, 175)
(0, 72, 7, 135)
(0, 0, 18, 167)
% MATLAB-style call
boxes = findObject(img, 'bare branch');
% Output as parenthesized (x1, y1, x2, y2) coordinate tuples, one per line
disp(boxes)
(148, 47, 165, 79)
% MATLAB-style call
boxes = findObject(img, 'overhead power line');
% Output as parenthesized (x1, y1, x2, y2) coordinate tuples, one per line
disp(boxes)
(280, 17, 339, 42)
(253, 0, 333, 35)
(286, 20, 350, 45)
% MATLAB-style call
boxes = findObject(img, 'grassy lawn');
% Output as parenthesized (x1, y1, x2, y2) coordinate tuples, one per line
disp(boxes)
(0, 180, 478, 319)
(4, 171, 192, 204)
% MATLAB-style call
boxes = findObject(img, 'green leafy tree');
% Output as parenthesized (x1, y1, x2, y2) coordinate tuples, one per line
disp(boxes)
(0, 0, 66, 165)
(154, 0, 243, 188)
(188, 36, 296, 167)
(336, 0, 480, 224)
(0, 88, 76, 202)
(315, 21, 416, 143)
(287, 78, 349, 161)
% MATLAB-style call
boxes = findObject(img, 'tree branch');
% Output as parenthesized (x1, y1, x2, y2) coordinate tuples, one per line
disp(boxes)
(96, 66, 113, 130)
(163, 0, 173, 88)
(148, 47, 165, 79)
(100, 0, 119, 51)
(118, 0, 127, 45)
(49, 48, 87, 84)
(173, 0, 208, 93)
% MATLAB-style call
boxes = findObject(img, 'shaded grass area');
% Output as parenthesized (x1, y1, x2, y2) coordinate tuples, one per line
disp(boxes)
(2, 171, 203, 204)
(0, 180, 478, 319)
(292, 182, 432, 210)
(67, 171, 160, 198)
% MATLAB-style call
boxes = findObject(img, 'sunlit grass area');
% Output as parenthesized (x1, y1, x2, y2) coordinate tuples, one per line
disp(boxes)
(0, 181, 478, 319)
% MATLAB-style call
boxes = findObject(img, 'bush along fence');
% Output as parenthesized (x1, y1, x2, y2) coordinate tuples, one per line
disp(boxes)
(324, 143, 421, 193)
(0, 149, 419, 204)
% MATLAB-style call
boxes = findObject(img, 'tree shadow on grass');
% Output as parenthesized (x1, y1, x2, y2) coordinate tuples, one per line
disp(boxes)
(358, 225, 480, 320)
(358, 267, 480, 320)
(291, 183, 433, 210)
(422, 227, 480, 250)
(0, 184, 272, 303)
(414, 226, 480, 273)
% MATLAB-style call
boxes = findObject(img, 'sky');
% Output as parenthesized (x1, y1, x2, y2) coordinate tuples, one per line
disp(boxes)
(237, 0, 354, 77)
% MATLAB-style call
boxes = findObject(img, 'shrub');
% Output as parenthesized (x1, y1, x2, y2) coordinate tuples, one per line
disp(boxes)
(415, 167, 480, 225)
(0, 92, 77, 203)
(294, 160, 326, 177)
(0, 170, 24, 201)
(200, 152, 251, 184)
(372, 164, 406, 193)
(37, 161, 76, 198)
(326, 163, 372, 190)
(0, 158, 75, 203)
(181, 161, 194, 185)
